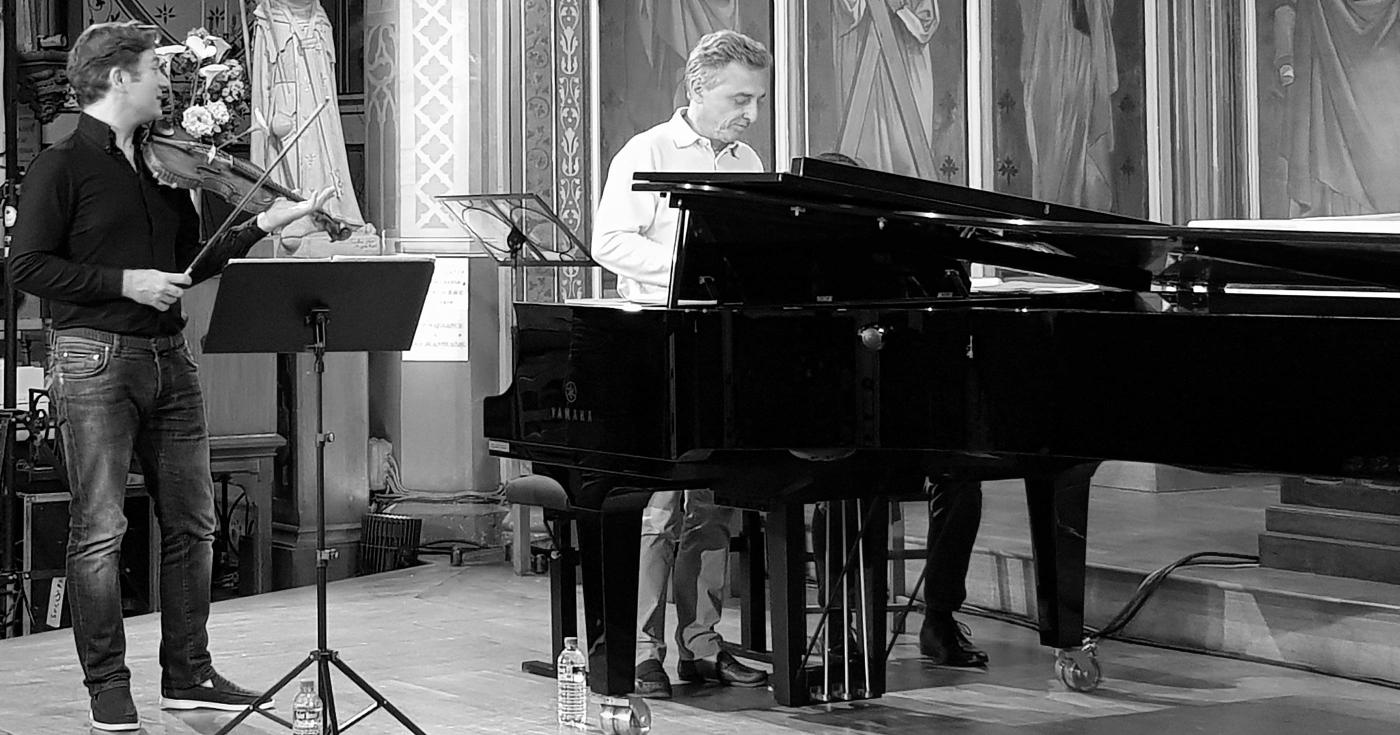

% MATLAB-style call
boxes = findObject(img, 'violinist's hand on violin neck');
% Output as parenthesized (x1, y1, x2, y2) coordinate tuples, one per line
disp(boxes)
(256, 187, 338, 233)
(123, 269, 192, 312)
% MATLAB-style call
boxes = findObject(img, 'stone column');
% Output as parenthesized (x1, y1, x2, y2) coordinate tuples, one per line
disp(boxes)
(362, 0, 519, 547)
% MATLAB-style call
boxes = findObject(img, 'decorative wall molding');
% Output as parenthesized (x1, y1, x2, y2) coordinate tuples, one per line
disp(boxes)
(364, 0, 399, 234)
(520, 0, 591, 300)
(405, 0, 457, 233)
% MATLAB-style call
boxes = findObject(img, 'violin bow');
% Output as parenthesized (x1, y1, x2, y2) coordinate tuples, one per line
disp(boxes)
(191, 95, 332, 274)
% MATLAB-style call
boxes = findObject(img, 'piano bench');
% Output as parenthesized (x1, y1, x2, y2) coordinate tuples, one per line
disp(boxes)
(501, 474, 573, 513)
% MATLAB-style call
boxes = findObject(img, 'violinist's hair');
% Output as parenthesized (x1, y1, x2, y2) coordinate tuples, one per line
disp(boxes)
(684, 30, 771, 99)
(68, 21, 159, 107)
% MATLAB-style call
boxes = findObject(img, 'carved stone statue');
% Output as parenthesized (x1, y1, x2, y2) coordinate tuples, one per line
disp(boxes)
(249, 0, 371, 255)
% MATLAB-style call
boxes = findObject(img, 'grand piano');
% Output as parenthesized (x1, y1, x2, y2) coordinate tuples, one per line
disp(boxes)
(483, 158, 1400, 731)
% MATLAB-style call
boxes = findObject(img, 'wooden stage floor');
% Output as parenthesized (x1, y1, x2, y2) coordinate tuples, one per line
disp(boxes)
(1, 559, 1398, 734)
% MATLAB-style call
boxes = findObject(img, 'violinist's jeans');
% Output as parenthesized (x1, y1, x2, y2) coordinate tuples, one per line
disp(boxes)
(48, 330, 218, 696)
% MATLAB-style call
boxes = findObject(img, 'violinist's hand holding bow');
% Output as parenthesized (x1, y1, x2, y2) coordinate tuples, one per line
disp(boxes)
(254, 187, 336, 233)
(123, 270, 192, 312)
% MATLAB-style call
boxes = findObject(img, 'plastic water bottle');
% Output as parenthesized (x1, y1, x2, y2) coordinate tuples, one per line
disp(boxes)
(556, 636, 588, 727)
(291, 679, 323, 735)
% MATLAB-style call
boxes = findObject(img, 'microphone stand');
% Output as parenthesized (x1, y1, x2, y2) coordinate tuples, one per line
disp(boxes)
(1, 0, 22, 639)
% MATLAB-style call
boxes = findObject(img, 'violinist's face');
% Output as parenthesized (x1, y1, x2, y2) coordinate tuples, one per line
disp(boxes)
(117, 50, 169, 124)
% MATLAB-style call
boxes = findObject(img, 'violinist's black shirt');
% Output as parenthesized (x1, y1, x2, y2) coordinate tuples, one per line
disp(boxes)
(11, 113, 265, 336)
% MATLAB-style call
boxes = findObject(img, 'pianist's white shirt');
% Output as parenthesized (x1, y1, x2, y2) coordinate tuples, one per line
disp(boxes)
(592, 108, 763, 304)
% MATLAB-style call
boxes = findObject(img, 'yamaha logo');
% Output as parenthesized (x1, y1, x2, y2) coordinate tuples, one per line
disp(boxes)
(564, 381, 578, 404)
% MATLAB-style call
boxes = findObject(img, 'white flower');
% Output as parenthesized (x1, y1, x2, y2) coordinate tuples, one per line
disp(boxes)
(199, 63, 230, 84)
(184, 35, 217, 60)
(221, 79, 247, 103)
(205, 35, 233, 62)
(205, 100, 231, 125)
(182, 106, 216, 138)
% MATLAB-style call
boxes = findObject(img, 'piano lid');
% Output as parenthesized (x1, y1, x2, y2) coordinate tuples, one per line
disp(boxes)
(633, 158, 1400, 306)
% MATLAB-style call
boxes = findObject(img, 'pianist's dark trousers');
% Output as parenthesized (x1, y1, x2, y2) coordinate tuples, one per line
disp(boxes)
(637, 489, 735, 664)
(924, 479, 983, 613)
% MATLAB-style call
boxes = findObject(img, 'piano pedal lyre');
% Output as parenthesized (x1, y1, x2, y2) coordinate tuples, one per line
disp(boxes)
(809, 498, 878, 703)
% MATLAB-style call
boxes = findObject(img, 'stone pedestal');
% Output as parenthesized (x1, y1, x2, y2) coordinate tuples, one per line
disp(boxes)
(1092, 461, 1275, 493)
(1259, 477, 1400, 584)
(271, 352, 370, 590)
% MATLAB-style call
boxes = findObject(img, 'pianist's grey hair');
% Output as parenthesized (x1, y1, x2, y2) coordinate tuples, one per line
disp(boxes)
(684, 30, 772, 98)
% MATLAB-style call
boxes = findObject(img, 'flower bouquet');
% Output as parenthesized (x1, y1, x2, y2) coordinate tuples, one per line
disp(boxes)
(156, 28, 250, 147)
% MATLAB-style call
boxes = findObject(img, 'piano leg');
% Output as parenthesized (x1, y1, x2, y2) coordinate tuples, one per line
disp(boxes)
(765, 502, 810, 706)
(737, 510, 768, 656)
(1024, 462, 1102, 692)
(520, 508, 577, 678)
(574, 506, 652, 734)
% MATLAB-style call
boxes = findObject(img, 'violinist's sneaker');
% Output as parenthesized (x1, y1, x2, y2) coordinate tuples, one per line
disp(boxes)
(160, 672, 272, 711)
(90, 686, 139, 732)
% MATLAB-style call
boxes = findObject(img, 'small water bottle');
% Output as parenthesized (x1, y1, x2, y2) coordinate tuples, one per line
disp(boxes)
(291, 679, 323, 735)
(556, 636, 588, 727)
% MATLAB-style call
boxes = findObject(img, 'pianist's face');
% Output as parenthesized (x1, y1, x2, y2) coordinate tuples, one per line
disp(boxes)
(688, 61, 768, 145)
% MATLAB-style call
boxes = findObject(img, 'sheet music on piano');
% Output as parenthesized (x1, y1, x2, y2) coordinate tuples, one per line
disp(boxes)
(1182, 214, 1400, 300)
(1188, 213, 1400, 234)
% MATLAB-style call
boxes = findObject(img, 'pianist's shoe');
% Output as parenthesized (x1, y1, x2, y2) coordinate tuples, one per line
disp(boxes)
(919, 611, 989, 667)
(677, 650, 768, 688)
(634, 659, 673, 699)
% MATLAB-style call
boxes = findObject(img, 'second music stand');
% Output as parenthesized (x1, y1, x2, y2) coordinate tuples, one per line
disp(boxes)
(204, 257, 434, 734)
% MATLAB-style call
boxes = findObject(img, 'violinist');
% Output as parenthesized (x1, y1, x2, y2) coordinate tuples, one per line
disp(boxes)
(9, 21, 329, 731)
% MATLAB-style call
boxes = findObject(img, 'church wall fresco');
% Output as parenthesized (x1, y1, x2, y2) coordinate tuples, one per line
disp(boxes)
(988, 0, 1148, 218)
(803, 0, 968, 184)
(1254, 0, 1400, 218)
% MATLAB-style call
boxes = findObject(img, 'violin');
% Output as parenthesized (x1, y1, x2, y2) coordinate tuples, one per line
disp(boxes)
(140, 120, 356, 241)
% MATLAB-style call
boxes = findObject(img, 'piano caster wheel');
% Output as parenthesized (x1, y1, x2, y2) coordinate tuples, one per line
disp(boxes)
(1055, 647, 1102, 692)
(599, 695, 651, 735)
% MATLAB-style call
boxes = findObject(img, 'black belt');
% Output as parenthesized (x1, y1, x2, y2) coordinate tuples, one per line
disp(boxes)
(51, 327, 185, 351)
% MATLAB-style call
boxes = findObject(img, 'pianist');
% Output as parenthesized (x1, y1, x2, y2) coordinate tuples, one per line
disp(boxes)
(591, 29, 772, 698)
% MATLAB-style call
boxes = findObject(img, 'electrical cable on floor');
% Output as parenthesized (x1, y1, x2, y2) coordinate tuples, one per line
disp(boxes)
(416, 539, 489, 556)
(1085, 551, 1260, 644)
(370, 453, 506, 513)
(920, 549, 1400, 692)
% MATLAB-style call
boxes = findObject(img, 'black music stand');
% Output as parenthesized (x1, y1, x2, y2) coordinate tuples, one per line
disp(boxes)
(204, 257, 434, 735)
